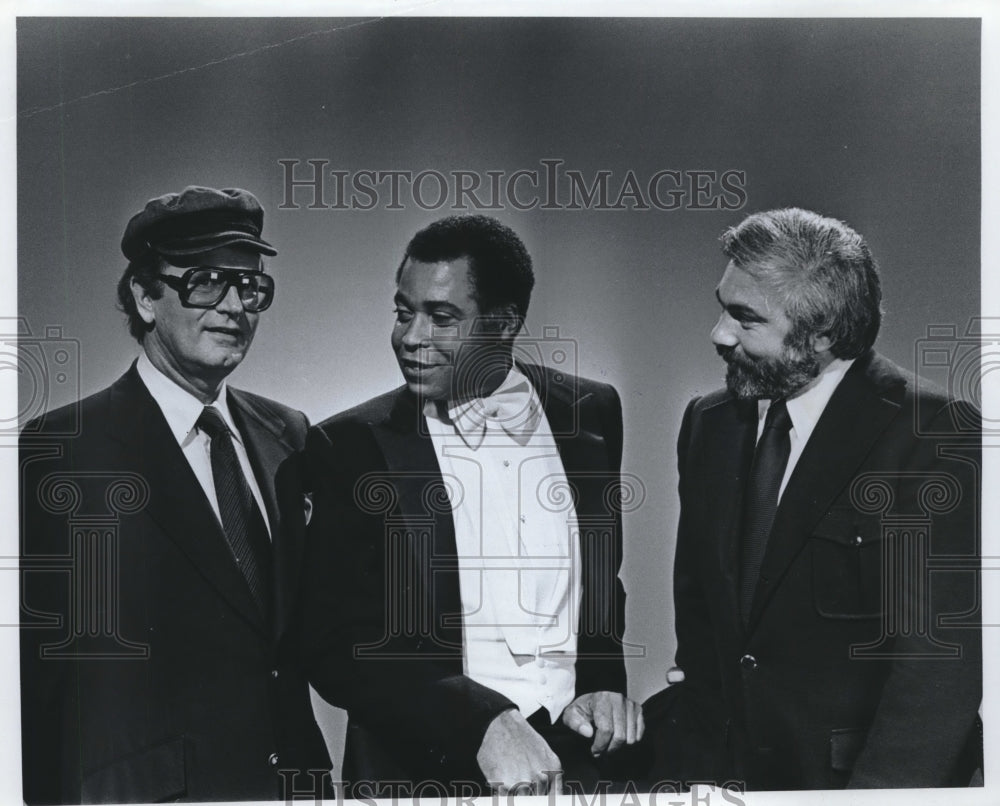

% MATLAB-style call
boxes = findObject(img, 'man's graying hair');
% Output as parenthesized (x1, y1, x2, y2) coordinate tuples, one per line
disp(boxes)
(721, 207, 883, 359)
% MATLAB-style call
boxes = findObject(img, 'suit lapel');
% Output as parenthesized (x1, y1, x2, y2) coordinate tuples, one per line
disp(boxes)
(701, 396, 759, 632)
(108, 366, 267, 636)
(228, 388, 297, 640)
(747, 353, 904, 628)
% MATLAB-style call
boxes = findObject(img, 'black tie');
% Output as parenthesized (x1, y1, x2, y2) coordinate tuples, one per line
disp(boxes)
(197, 406, 272, 616)
(740, 399, 792, 623)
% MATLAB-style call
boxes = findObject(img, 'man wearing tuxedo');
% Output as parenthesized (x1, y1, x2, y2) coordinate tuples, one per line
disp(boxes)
(302, 215, 643, 795)
(19, 186, 330, 803)
(648, 207, 981, 789)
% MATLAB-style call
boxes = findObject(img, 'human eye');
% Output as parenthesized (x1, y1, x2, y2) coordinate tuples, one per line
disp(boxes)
(725, 306, 761, 330)
(393, 307, 414, 324)
(189, 270, 224, 291)
(430, 311, 459, 326)
(240, 273, 262, 292)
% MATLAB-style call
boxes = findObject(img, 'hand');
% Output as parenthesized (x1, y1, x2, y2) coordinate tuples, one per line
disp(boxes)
(477, 709, 562, 794)
(561, 691, 645, 756)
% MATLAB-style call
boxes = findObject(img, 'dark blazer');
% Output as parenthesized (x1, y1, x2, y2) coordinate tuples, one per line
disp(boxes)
(301, 364, 628, 786)
(661, 350, 981, 789)
(19, 364, 331, 804)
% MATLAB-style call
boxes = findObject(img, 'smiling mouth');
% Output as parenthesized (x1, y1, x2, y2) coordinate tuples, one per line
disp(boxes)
(400, 359, 441, 370)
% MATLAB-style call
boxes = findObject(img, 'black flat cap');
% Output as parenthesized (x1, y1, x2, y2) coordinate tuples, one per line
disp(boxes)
(121, 186, 277, 262)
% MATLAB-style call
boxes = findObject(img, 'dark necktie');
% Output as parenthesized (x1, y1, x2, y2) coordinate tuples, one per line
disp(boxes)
(197, 406, 272, 616)
(740, 398, 792, 623)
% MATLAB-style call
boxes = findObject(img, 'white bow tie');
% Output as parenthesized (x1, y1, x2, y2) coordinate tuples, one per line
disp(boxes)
(447, 379, 543, 449)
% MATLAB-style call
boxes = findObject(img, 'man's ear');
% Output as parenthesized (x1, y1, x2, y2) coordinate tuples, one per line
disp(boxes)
(494, 304, 522, 343)
(477, 304, 521, 341)
(130, 278, 157, 326)
(811, 332, 834, 356)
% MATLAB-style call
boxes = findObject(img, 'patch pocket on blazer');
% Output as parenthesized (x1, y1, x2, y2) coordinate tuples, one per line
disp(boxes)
(830, 727, 868, 772)
(81, 735, 186, 803)
(811, 509, 884, 619)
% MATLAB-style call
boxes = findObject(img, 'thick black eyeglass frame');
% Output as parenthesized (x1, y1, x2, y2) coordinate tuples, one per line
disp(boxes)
(156, 267, 276, 312)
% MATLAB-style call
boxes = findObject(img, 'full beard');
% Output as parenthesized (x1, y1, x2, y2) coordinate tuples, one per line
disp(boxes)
(719, 343, 821, 400)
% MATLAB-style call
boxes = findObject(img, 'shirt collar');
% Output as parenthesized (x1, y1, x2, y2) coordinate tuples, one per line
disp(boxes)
(423, 366, 542, 449)
(758, 357, 855, 443)
(136, 352, 242, 446)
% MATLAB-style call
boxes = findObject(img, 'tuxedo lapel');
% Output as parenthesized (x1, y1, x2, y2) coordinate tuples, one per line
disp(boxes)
(521, 363, 608, 484)
(108, 367, 267, 636)
(746, 354, 905, 628)
(371, 390, 463, 652)
(228, 389, 298, 640)
(522, 363, 622, 646)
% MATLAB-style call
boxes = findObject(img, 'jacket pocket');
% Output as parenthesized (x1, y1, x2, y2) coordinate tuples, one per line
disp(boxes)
(830, 727, 867, 772)
(811, 508, 884, 619)
(81, 735, 186, 803)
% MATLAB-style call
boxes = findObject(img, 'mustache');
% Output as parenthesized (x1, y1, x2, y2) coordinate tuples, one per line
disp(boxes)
(716, 344, 737, 362)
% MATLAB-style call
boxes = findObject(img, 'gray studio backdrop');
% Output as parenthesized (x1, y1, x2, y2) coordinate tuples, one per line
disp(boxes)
(17, 16, 980, 774)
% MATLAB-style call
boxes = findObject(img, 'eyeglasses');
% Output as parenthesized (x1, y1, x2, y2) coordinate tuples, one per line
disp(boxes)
(157, 267, 275, 313)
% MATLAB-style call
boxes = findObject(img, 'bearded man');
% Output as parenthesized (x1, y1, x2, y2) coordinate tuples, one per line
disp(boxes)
(645, 207, 982, 790)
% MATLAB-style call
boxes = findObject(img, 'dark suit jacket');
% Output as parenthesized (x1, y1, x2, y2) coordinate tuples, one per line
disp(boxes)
(19, 364, 331, 804)
(661, 350, 981, 789)
(301, 364, 628, 786)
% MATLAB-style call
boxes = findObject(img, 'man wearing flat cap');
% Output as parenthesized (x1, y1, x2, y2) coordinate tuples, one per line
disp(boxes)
(19, 186, 331, 803)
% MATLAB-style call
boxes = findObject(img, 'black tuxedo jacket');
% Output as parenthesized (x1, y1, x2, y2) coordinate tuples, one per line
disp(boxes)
(663, 350, 981, 789)
(20, 364, 330, 804)
(301, 364, 628, 785)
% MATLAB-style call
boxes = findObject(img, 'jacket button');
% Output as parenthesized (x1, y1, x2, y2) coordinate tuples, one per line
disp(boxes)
(271, 669, 279, 679)
(740, 653, 758, 671)
(268, 753, 279, 767)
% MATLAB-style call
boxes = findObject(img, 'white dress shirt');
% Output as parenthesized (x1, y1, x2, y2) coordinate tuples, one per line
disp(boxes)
(135, 352, 272, 538)
(424, 367, 581, 722)
(757, 357, 855, 502)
